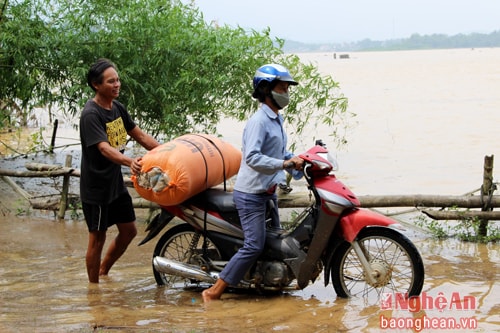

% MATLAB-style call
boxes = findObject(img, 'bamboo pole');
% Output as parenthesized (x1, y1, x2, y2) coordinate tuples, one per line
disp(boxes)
(1, 176, 31, 201)
(31, 197, 62, 210)
(422, 209, 500, 220)
(277, 193, 500, 209)
(479, 155, 494, 235)
(24, 162, 80, 177)
(49, 119, 58, 154)
(0, 168, 74, 177)
(57, 155, 72, 219)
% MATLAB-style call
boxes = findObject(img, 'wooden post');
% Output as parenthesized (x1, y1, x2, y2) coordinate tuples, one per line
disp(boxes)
(49, 119, 58, 154)
(479, 155, 494, 237)
(1, 176, 31, 201)
(57, 154, 72, 219)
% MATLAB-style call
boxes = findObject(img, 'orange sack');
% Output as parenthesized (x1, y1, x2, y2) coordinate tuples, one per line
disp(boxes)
(132, 134, 241, 206)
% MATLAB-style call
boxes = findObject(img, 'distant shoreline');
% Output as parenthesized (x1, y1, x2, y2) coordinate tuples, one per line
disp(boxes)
(283, 30, 500, 53)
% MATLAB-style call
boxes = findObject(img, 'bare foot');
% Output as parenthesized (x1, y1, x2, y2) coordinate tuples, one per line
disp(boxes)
(202, 288, 221, 302)
(202, 278, 228, 302)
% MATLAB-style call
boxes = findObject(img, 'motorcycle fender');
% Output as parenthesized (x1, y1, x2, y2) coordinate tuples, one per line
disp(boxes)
(339, 208, 396, 242)
(138, 210, 175, 246)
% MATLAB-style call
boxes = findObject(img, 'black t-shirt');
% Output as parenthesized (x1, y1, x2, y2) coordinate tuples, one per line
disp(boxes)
(79, 99, 136, 204)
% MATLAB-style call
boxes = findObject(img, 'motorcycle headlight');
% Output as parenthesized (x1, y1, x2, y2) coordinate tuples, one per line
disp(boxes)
(312, 159, 332, 171)
(316, 152, 339, 171)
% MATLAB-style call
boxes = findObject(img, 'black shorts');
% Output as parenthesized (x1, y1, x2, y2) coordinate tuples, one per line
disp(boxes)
(82, 192, 136, 232)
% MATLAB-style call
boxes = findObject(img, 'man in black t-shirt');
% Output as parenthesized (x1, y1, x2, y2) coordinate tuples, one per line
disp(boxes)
(80, 58, 160, 283)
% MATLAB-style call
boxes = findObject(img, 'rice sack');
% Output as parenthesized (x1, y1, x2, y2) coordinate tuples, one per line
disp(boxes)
(132, 134, 241, 206)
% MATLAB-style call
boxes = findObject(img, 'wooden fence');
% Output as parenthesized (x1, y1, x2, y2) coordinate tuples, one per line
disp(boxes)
(1, 155, 497, 232)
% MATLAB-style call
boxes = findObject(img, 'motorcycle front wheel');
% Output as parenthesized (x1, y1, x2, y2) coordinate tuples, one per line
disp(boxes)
(330, 226, 424, 299)
(153, 223, 222, 286)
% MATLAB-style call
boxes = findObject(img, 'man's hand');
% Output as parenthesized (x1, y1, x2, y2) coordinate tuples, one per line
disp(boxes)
(283, 156, 304, 170)
(130, 157, 143, 175)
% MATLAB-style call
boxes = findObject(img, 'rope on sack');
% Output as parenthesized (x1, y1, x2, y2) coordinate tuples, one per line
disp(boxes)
(177, 137, 209, 190)
(177, 136, 211, 256)
(191, 134, 228, 192)
(178, 134, 229, 258)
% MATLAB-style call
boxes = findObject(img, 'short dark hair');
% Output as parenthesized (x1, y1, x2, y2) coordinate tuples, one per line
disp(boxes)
(87, 58, 117, 91)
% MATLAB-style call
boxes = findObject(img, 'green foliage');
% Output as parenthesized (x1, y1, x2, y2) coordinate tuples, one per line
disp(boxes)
(454, 216, 500, 243)
(1, 0, 351, 145)
(413, 214, 451, 239)
(68, 201, 82, 220)
(28, 127, 47, 152)
(413, 212, 500, 243)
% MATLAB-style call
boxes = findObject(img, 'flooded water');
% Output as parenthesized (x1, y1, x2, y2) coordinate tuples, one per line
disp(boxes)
(1, 48, 500, 332)
(0, 210, 498, 332)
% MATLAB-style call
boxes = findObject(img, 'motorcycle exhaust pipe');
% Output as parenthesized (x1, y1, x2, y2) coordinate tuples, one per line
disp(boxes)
(153, 256, 217, 283)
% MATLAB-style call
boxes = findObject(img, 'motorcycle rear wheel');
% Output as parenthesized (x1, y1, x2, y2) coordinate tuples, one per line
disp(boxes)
(153, 223, 221, 286)
(330, 226, 424, 299)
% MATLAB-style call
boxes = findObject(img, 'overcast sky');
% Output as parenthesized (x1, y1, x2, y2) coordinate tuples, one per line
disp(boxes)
(191, 0, 500, 43)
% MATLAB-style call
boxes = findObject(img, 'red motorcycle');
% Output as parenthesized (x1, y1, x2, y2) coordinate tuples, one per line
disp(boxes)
(139, 140, 424, 299)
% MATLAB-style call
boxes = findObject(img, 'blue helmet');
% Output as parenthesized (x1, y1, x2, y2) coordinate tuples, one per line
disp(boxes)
(252, 64, 298, 90)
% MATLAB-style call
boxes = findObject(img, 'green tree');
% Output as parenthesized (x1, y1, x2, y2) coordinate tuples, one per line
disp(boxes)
(1, 0, 351, 146)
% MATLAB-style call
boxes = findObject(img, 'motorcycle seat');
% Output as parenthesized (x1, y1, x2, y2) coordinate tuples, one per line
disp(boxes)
(190, 188, 237, 213)
(189, 188, 241, 226)
(190, 188, 275, 228)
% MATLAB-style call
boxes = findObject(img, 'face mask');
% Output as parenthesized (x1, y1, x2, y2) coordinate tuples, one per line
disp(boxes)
(271, 91, 290, 109)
